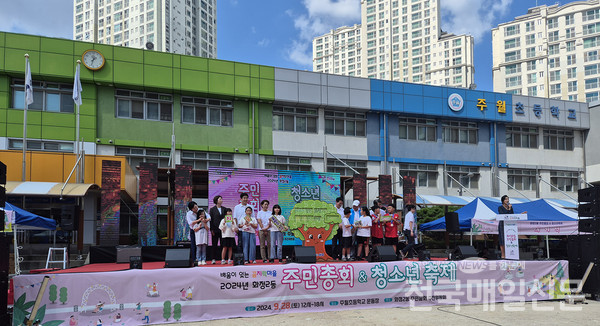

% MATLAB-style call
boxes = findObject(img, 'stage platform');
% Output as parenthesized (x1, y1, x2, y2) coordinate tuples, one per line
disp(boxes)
(13, 258, 570, 325)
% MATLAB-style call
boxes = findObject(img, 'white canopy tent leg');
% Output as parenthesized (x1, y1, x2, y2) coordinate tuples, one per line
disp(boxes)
(13, 224, 21, 275)
(546, 235, 550, 259)
(470, 228, 473, 246)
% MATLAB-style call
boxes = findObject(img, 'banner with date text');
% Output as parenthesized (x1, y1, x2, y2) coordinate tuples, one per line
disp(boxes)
(13, 260, 569, 325)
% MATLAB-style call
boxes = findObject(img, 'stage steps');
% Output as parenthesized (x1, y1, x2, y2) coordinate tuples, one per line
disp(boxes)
(11, 244, 90, 274)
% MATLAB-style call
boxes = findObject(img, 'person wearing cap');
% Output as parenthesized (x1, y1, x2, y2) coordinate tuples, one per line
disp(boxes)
(350, 199, 361, 260)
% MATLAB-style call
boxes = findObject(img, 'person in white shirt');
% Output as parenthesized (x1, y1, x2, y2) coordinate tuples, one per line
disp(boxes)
(256, 200, 271, 262)
(186, 201, 199, 264)
(240, 206, 258, 263)
(400, 205, 417, 259)
(341, 207, 353, 261)
(356, 207, 372, 260)
(193, 209, 211, 265)
(219, 208, 238, 264)
(267, 204, 287, 262)
(233, 192, 252, 251)
(332, 197, 344, 260)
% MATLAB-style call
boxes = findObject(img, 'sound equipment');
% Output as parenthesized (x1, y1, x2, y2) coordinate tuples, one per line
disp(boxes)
(579, 187, 600, 203)
(579, 218, 600, 233)
(579, 203, 600, 217)
(445, 212, 460, 233)
(568, 235, 582, 263)
(0, 234, 9, 324)
(368, 245, 397, 262)
(233, 252, 245, 266)
(129, 256, 143, 269)
(61, 205, 79, 231)
(165, 249, 191, 268)
(486, 249, 502, 260)
(418, 250, 431, 261)
(116, 246, 142, 263)
(581, 235, 600, 263)
(293, 246, 316, 264)
(0, 161, 6, 184)
(0, 186, 4, 208)
(451, 245, 478, 260)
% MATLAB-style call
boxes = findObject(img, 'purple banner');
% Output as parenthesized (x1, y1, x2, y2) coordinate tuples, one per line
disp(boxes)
(13, 260, 569, 325)
(100, 160, 121, 246)
(472, 219, 579, 236)
(139, 162, 158, 246)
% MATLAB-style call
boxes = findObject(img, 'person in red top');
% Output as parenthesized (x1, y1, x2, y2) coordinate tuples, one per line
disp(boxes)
(370, 205, 384, 248)
(383, 203, 402, 254)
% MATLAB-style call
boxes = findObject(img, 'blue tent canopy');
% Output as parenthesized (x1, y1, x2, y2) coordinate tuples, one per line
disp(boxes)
(419, 198, 577, 232)
(3, 202, 57, 230)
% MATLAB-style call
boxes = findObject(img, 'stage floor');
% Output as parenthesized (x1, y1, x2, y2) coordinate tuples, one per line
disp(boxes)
(46, 257, 449, 274)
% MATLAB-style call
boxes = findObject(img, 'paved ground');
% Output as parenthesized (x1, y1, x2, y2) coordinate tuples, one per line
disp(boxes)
(160, 299, 600, 325)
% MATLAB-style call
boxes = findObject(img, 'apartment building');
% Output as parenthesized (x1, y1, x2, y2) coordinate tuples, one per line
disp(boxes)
(313, 0, 475, 88)
(73, 0, 217, 57)
(492, 0, 600, 102)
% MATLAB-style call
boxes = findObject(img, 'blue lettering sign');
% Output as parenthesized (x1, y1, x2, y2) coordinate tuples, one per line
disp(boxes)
(533, 104, 542, 118)
(515, 102, 524, 115)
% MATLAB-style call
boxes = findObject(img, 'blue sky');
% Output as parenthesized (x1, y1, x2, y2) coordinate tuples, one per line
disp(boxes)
(0, 0, 563, 92)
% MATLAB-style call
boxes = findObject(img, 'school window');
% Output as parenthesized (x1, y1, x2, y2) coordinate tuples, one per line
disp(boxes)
(265, 156, 312, 172)
(442, 121, 478, 144)
(507, 169, 536, 191)
(11, 79, 75, 113)
(8, 139, 74, 153)
(550, 171, 579, 192)
(181, 151, 234, 169)
(181, 96, 232, 127)
(398, 117, 436, 141)
(327, 159, 368, 176)
(116, 90, 172, 121)
(543, 129, 574, 151)
(115, 147, 172, 169)
(506, 126, 538, 148)
(399, 164, 437, 187)
(272, 106, 317, 133)
(324, 111, 366, 136)
(447, 166, 479, 189)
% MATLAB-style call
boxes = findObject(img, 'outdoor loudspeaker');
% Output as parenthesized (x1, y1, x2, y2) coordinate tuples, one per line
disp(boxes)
(368, 245, 397, 262)
(61, 205, 79, 231)
(445, 212, 460, 233)
(165, 249, 191, 268)
(293, 246, 316, 264)
(0, 161, 6, 184)
(233, 253, 245, 266)
(579, 187, 600, 203)
(452, 245, 478, 260)
(418, 250, 431, 261)
(579, 203, 600, 217)
(129, 256, 143, 269)
(579, 218, 600, 233)
(116, 246, 142, 263)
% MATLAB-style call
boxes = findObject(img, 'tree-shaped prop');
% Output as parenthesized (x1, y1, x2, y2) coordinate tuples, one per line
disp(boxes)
(288, 200, 341, 261)
(173, 303, 182, 321)
(48, 285, 57, 304)
(59, 287, 68, 304)
(163, 301, 172, 321)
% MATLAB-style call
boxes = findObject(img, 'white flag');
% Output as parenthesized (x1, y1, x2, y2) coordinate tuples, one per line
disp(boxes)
(25, 57, 34, 105)
(73, 63, 83, 106)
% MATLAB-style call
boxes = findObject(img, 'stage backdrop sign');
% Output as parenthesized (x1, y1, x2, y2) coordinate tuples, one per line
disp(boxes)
(208, 168, 341, 257)
(138, 162, 158, 246)
(13, 260, 569, 325)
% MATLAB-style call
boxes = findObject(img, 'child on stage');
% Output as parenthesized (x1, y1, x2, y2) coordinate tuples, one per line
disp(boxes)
(355, 206, 372, 260)
(341, 207, 353, 261)
(241, 206, 258, 264)
(194, 209, 210, 265)
(219, 208, 238, 264)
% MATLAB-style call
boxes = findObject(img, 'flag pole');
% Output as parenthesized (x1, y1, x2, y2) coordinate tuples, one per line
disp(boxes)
(75, 60, 81, 183)
(22, 54, 30, 182)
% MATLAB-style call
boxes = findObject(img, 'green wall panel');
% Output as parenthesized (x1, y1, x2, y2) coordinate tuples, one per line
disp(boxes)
(172, 68, 181, 90)
(0, 108, 6, 136)
(92, 44, 114, 60)
(80, 129, 95, 141)
(41, 38, 73, 55)
(0, 91, 8, 109)
(144, 51, 172, 67)
(92, 60, 114, 84)
(40, 53, 74, 78)
(208, 60, 234, 75)
(114, 47, 143, 63)
(180, 69, 208, 93)
(113, 139, 144, 147)
(74, 57, 95, 81)
(234, 63, 250, 77)
(181, 56, 207, 71)
(0, 46, 5, 71)
(42, 112, 75, 127)
(250, 65, 260, 78)
(4, 49, 40, 74)
(144, 65, 172, 89)
(144, 141, 170, 149)
(259, 66, 274, 80)
(79, 115, 96, 130)
(25, 111, 42, 125)
(5, 34, 40, 51)
(234, 76, 250, 97)
(250, 78, 260, 98)
(42, 125, 73, 140)
(113, 61, 142, 86)
(208, 72, 234, 96)
(260, 79, 275, 100)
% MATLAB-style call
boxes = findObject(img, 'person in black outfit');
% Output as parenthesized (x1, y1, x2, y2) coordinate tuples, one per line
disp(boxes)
(497, 195, 513, 259)
(209, 195, 227, 265)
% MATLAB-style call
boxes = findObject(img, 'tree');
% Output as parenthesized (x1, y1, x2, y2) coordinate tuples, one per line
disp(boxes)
(163, 301, 172, 321)
(287, 200, 341, 261)
(59, 287, 68, 304)
(173, 303, 182, 321)
(48, 285, 57, 304)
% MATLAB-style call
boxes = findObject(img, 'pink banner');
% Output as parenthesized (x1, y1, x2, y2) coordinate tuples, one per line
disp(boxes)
(13, 260, 569, 325)
(471, 219, 579, 236)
